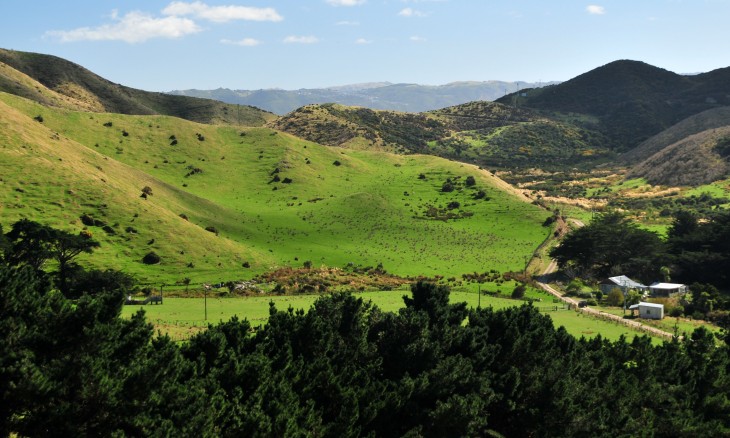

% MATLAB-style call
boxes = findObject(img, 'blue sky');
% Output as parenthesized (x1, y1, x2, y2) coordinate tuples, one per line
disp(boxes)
(2, 1, 730, 91)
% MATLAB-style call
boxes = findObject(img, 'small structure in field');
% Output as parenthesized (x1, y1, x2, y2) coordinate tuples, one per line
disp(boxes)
(648, 282, 687, 297)
(600, 275, 647, 295)
(629, 302, 664, 320)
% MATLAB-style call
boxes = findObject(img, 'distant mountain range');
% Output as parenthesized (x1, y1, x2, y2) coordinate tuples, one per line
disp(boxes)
(167, 80, 557, 115)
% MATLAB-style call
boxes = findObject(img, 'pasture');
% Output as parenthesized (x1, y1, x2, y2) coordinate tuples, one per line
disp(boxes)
(1, 93, 549, 285)
(122, 291, 664, 344)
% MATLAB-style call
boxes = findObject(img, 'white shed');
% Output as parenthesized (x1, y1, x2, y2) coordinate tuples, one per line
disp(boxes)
(629, 302, 664, 320)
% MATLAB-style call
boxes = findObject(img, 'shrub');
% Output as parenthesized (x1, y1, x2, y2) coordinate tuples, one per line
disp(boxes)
(142, 251, 161, 265)
(141, 186, 153, 196)
(418, 173, 426, 180)
(34, 115, 44, 123)
(122, 130, 129, 137)
(103, 121, 113, 127)
(465, 175, 476, 186)
(447, 201, 461, 210)
(333, 160, 341, 166)
(179, 213, 189, 221)
(282, 177, 293, 184)
(205, 226, 219, 235)
(170, 139, 178, 146)
(242, 261, 251, 268)
(606, 288, 624, 307)
(441, 182, 454, 192)
(512, 284, 526, 299)
(669, 306, 684, 317)
(80, 214, 95, 226)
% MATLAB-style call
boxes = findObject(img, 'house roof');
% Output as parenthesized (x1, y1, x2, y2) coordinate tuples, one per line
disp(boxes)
(649, 282, 685, 290)
(605, 275, 647, 289)
(638, 302, 664, 309)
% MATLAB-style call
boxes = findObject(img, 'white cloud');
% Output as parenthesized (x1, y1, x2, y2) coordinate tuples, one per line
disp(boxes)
(398, 7, 426, 17)
(326, 0, 366, 6)
(221, 38, 261, 46)
(409, 35, 427, 42)
(336, 20, 360, 26)
(283, 35, 320, 44)
(46, 11, 200, 43)
(586, 5, 606, 15)
(163, 1, 283, 22)
(355, 38, 372, 44)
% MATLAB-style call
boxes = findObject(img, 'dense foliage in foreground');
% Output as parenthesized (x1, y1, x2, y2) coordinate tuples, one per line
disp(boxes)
(3, 260, 730, 436)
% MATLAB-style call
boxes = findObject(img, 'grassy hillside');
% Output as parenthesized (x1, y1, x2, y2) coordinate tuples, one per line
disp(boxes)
(1, 92, 549, 285)
(271, 101, 612, 169)
(0, 48, 275, 126)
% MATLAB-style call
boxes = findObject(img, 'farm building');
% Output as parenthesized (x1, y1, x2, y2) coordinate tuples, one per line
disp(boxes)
(629, 302, 664, 320)
(648, 282, 687, 297)
(599, 275, 647, 295)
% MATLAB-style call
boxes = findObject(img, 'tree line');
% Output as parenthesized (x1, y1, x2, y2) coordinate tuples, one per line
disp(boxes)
(2, 220, 730, 436)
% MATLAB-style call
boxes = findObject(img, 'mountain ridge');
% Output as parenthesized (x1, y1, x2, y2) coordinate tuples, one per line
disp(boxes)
(168, 80, 557, 115)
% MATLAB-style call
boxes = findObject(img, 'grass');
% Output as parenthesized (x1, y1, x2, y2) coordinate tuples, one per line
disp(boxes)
(1, 92, 549, 285)
(122, 291, 671, 344)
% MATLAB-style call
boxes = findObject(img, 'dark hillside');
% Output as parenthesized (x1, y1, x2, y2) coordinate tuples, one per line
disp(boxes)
(498, 60, 694, 150)
(0, 48, 274, 126)
(498, 60, 730, 152)
(622, 106, 730, 163)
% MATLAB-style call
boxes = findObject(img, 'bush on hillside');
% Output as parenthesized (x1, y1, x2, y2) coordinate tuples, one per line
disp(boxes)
(142, 251, 161, 265)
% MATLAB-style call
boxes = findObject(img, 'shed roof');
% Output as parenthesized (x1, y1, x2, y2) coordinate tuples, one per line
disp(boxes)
(638, 302, 664, 309)
(605, 275, 647, 289)
(649, 283, 685, 290)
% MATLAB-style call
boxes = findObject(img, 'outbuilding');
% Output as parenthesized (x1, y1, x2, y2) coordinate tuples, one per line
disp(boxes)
(649, 282, 687, 297)
(629, 302, 664, 320)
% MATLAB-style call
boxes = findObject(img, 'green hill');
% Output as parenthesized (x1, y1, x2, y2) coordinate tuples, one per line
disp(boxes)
(0, 48, 275, 126)
(1, 92, 549, 284)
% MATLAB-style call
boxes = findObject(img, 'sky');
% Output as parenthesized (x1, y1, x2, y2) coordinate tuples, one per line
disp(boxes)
(2, 1, 730, 91)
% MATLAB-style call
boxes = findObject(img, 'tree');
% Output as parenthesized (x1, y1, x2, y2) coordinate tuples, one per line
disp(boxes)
(50, 230, 100, 297)
(550, 211, 665, 281)
(5, 219, 99, 296)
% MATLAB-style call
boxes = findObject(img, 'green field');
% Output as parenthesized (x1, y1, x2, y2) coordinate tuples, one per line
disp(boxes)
(1, 92, 549, 286)
(122, 292, 665, 344)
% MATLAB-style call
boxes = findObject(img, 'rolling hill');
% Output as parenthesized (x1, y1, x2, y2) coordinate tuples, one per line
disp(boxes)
(168, 80, 557, 115)
(0, 48, 275, 126)
(271, 101, 612, 168)
(0, 91, 549, 284)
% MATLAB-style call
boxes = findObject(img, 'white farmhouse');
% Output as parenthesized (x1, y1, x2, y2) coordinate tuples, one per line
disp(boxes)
(649, 282, 687, 297)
